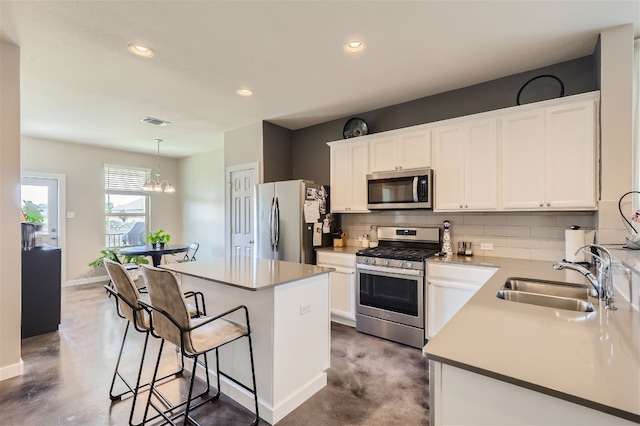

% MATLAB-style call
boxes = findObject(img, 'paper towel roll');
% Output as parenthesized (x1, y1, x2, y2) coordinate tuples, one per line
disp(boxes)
(565, 228, 585, 262)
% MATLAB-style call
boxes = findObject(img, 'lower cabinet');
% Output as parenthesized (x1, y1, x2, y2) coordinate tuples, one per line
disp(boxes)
(429, 361, 635, 425)
(426, 262, 497, 339)
(317, 251, 356, 325)
(22, 246, 62, 338)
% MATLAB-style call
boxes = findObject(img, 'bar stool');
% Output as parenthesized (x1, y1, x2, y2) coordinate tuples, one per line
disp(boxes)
(139, 265, 259, 426)
(104, 260, 204, 426)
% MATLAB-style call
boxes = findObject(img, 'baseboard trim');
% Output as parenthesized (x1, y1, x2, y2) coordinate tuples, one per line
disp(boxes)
(64, 275, 108, 287)
(0, 358, 24, 381)
(188, 360, 326, 425)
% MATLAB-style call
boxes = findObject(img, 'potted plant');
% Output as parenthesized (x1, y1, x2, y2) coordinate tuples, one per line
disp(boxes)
(147, 229, 171, 249)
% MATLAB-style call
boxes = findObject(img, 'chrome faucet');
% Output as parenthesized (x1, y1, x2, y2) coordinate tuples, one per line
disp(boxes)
(553, 244, 616, 310)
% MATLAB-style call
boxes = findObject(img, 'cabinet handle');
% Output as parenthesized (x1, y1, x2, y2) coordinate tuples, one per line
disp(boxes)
(547, 203, 550, 207)
(459, 205, 463, 209)
(465, 205, 468, 208)
(539, 203, 543, 207)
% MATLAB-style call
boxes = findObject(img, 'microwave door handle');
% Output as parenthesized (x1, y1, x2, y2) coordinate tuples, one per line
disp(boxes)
(412, 176, 419, 202)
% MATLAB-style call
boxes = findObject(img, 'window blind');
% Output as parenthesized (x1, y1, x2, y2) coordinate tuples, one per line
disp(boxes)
(104, 165, 149, 192)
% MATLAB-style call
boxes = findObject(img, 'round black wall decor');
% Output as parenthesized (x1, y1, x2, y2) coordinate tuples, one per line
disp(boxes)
(516, 74, 565, 106)
(343, 117, 369, 139)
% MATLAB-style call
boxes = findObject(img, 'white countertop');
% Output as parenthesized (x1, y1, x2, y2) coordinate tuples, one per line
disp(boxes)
(423, 255, 640, 422)
(160, 256, 333, 291)
(315, 246, 362, 255)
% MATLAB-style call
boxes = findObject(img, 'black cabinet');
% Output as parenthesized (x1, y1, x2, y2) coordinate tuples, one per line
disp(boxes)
(21, 246, 61, 338)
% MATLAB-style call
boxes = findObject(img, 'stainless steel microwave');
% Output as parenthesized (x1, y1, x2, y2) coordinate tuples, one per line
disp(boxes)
(367, 168, 433, 210)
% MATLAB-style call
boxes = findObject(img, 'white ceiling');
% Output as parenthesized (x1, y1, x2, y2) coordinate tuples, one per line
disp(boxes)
(1, 1, 638, 158)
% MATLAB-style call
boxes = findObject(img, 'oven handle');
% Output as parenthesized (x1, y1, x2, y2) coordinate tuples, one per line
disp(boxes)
(357, 264, 423, 277)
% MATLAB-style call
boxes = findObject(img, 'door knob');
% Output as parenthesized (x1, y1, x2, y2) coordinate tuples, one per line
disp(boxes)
(249, 240, 254, 244)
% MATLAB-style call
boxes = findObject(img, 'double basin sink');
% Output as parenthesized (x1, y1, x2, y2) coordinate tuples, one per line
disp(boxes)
(497, 277, 595, 312)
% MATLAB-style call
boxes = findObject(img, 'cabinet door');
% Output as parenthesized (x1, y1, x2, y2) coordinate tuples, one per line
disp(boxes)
(501, 110, 546, 209)
(398, 129, 431, 170)
(433, 126, 465, 210)
(349, 140, 370, 212)
(545, 101, 596, 209)
(464, 119, 497, 210)
(427, 278, 478, 339)
(329, 268, 356, 320)
(330, 144, 350, 212)
(369, 135, 399, 173)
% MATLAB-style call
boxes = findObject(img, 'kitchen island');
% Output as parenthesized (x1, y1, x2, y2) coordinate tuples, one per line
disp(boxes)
(423, 255, 640, 425)
(160, 256, 333, 425)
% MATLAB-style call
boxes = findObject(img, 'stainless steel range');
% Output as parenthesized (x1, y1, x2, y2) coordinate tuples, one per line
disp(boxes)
(356, 226, 441, 349)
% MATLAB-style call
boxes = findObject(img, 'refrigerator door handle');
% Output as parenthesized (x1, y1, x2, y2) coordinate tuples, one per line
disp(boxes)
(269, 197, 275, 251)
(273, 197, 280, 252)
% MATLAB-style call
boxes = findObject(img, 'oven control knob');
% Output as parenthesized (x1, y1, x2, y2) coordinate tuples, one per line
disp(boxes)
(363, 258, 368, 263)
(407, 262, 412, 268)
(383, 260, 389, 266)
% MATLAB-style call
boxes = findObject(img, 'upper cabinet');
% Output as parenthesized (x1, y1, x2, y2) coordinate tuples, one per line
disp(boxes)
(327, 91, 599, 214)
(433, 118, 498, 211)
(328, 139, 369, 213)
(502, 94, 597, 210)
(369, 128, 431, 173)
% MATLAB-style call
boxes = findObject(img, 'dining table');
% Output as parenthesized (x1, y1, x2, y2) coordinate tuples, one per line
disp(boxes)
(119, 243, 191, 267)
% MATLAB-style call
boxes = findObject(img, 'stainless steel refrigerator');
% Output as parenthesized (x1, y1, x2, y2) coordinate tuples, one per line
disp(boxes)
(254, 180, 333, 264)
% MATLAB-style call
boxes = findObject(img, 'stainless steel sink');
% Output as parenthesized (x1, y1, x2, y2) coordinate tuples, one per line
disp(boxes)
(497, 289, 594, 312)
(496, 277, 595, 312)
(502, 277, 595, 299)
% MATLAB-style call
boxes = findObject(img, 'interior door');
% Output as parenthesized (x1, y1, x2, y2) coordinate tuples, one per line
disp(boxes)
(21, 177, 59, 246)
(229, 164, 258, 257)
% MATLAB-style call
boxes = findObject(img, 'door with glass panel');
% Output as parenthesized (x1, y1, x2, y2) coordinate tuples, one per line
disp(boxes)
(21, 177, 59, 246)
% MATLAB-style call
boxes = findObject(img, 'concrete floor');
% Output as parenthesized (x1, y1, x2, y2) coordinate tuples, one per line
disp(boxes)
(0, 282, 429, 425)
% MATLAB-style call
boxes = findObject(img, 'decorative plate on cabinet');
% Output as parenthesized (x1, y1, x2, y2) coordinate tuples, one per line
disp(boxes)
(343, 117, 369, 139)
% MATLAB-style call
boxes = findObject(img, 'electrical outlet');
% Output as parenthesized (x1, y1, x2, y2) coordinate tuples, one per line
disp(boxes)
(480, 243, 493, 251)
(300, 304, 311, 315)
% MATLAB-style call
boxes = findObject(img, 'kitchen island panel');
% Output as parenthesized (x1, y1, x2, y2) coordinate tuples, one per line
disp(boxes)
(177, 266, 330, 425)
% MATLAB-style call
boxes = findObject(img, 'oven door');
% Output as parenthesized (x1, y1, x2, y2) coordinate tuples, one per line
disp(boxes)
(356, 265, 424, 328)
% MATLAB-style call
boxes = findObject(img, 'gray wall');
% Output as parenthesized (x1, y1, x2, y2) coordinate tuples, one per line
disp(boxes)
(290, 56, 596, 185)
(263, 121, 293, 183)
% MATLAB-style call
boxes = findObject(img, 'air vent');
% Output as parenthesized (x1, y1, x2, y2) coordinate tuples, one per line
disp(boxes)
(140, 116, 171, 126)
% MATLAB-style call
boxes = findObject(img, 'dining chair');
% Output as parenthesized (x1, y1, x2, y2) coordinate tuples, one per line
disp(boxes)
(175, 242, 199, 263)
(104, 260, 206, 426)
(139, 265, 259, 426)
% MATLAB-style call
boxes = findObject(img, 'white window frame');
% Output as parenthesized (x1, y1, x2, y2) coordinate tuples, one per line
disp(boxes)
(104, 165, 151, 248)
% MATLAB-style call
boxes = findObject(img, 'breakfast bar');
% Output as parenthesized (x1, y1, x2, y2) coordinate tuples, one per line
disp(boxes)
(160, 256, 333, 425)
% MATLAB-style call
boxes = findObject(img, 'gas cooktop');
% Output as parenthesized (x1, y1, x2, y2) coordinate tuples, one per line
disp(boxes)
(356, 226, 442, 262)
(356, 246, 441, 261)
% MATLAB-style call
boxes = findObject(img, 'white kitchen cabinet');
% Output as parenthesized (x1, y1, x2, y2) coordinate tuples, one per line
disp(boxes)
(429, 361, 635, 425)
(328, 139, 369, 213)
(433, 118, 497, 211)
(369, 127, 431, 173)
(502, 95, 597, 210)
(316, 251, 357, 326)
(426, 262, 497, 339)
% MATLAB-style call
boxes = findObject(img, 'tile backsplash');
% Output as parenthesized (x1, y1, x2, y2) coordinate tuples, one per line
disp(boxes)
(341, 210, 598, 261)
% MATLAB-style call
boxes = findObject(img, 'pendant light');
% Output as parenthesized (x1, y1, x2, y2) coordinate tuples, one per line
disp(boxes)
(142, 139, 176, 193)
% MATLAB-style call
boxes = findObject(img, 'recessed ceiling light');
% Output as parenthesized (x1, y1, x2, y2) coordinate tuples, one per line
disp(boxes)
(128, 44, 155, 58)
(236, 88, 253, 97)
(343, 40, 366, 54)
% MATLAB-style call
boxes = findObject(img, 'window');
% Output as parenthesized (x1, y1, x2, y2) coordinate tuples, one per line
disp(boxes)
(104, 165, 150, 248)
